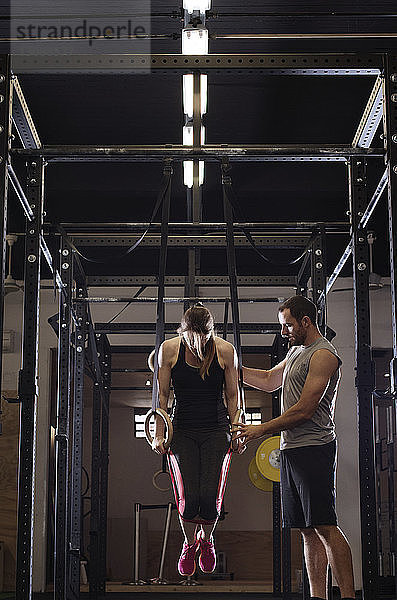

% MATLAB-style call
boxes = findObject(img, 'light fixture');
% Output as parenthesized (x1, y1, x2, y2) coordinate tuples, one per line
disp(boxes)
(183, 74, 208, 118)
(183, 161, 205, 188)
(182, 28, 209, 55)
(182, 124, 205, 146)
(183, 0, 211, 13)
(183, 125, 205, 188)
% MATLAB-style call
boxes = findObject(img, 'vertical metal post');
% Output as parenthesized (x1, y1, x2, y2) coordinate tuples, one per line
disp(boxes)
(156, 502, 173, 583)
(69, 298, 87, 600)
(134, 503, 141, 583)
(282, 526, 292, 599)
(271, 334, 286, 596)
(89, 376, 102, 599)
(98, 335, 111, 597)
(16, 157, 44, 600)
(383, 53, 397, 398)
(54, 239, 73, 600)
(311, 228, 327, 334)
(350, 157, 378, 599)
(270, 334, 291, 600)
(0, 55, 11, 386)
(383, 56, 397, 597)
(373, 403, 384, 578)
(386, 405, 396, 580)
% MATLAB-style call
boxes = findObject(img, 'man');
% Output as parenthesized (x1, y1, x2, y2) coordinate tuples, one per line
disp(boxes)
(233, 295, 355, 600)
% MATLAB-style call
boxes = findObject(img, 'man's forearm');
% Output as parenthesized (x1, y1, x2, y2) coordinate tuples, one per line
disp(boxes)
(245, 405, 310, 441)
(262, 406, 309, 435)
(243, 366, 272, 391)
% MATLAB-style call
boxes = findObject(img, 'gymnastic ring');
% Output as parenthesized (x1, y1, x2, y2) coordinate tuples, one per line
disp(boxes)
(152, 469, 171, 492)
(233, 408, 243, 427)
(231, 408, 245, 435)
(144, 408, 173, 451)
(148, 349, 155, 373)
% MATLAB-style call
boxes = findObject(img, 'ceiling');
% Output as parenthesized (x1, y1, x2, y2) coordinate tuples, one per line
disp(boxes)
(4, 1, 397, 282)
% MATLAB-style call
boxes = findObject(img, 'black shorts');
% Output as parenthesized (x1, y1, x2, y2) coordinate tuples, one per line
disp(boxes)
(280, 440, 337, 529)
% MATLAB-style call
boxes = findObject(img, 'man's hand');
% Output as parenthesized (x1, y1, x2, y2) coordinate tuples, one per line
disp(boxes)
(152, 435, 167, 454)
(232, 421, 267, 443)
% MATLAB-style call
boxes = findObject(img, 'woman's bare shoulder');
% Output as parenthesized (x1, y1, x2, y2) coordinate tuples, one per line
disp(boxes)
(162, 336, 181, 353)
(214, 336, 235, 355)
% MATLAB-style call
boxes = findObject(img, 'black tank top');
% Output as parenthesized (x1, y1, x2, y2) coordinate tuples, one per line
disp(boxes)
(171, 339, 230, 430)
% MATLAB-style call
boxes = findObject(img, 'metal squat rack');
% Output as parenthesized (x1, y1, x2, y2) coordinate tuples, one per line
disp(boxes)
(0, 51, 396, 600)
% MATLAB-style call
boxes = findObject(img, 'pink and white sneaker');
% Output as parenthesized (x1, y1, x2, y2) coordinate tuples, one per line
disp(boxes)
(198, 534, 217, 573)
(178, 539, 199, 576)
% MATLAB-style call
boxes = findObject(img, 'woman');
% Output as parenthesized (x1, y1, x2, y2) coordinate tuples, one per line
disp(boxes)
(151, 303, 245, 577)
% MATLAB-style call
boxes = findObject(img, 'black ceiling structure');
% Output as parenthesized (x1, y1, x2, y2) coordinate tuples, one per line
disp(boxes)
(3, 0, 397, 279)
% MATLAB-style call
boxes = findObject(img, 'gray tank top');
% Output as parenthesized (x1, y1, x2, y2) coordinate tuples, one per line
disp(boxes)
(280, 337, 341, 450)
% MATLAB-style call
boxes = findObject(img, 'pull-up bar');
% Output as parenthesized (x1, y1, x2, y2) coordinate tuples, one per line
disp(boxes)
(74, 296, 286, 304)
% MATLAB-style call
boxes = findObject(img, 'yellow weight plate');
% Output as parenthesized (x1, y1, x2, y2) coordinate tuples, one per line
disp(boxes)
(248, 457, 273, 492)
(255, 436, 281, 482)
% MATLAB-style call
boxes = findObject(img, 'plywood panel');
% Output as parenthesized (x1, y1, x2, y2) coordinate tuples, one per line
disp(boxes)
(139, 529, 300, 585)
(0, 393, 19, 591)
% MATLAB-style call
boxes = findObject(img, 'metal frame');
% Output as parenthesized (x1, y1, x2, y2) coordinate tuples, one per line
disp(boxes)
(15, 158, 45, 600)
(350, 157, 378, 599)
(383, 53, 397, 597)
(3, 50, 397, 600)
(54, 238, 73, 600)
(0, 56, 11, 393)
(271, 334, 289, 598)
(69, 299, 87, 600)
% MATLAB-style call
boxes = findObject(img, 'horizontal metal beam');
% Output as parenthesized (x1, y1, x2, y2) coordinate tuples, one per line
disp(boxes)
(63, 221, 349, 233)
(72, 234, 309, 248)
(87, 275, 298, 287)
(12, 145, 384, 162)
(213, 33, 397, 40)
(96, 322, 281, 334)
(353, 75, 383, 148)
(11, 53, 382, 74)
(76, 296, 285, 304)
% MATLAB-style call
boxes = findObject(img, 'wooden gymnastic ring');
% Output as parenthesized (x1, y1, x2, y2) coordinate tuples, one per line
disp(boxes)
(232, 409, 244, 435)
(231, 408, 246, 452)
(152, 469, 171, 492)
(144, 408, 173, 450)
(233, 408, 243, 427)
(148, 349, 155, 373)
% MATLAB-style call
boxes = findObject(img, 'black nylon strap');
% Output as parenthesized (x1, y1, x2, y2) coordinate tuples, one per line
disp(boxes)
(221, 162, 313, 266)
(221, 161, 245, 414)
(151, 160, 173, 411)
(53, 166, 173, 265)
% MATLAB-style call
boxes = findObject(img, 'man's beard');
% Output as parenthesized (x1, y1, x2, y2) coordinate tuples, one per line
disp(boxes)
(289, 327, 306, 346)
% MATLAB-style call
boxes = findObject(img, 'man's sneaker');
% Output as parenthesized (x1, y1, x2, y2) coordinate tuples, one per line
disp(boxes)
(198, 535, 216, 573)
(178, 539, 199, 576)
